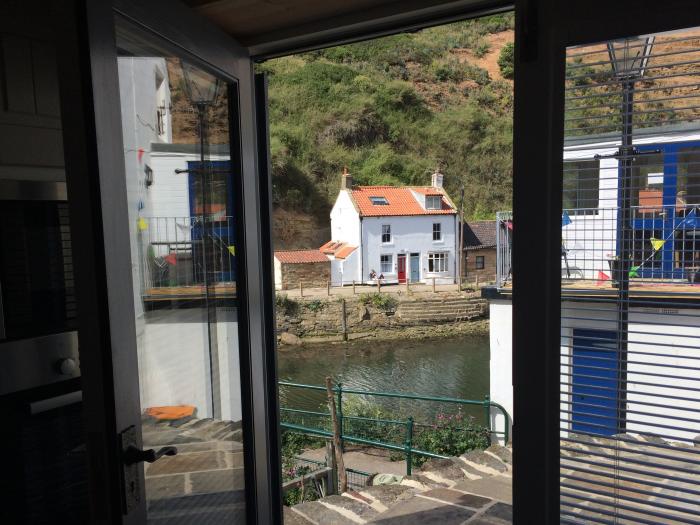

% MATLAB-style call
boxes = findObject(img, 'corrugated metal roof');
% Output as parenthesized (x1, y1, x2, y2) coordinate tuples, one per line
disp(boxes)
(350, 186, 456, 217)
(274, 250, 329, 264)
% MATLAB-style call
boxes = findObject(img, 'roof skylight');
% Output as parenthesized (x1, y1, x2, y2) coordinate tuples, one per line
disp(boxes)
(370, 196, 389, 205)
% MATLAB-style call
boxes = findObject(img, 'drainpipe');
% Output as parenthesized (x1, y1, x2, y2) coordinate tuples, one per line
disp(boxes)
(359, 217, 363, 285)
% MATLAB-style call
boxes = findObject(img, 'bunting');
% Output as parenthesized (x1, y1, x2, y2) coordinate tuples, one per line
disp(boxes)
(596, 271, 610, 286)
(629, 266, 640, 278)
(137, 217, 148, 231)
(562, 211, 572, 227)
(227, 246, 235, 255)
(650, 237, 665, 251)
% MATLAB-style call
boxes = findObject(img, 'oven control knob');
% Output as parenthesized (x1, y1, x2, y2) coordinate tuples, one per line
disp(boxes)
(56, 358, 77, 376)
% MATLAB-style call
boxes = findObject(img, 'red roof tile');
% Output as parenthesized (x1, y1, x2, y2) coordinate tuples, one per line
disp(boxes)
(350, 186, 456, 217)
(275, 250, 329, 264)
(463, 220, 497, 250)
(319, 241, 357, 260)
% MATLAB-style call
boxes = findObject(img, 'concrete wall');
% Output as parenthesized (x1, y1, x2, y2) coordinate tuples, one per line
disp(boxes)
(361, 215, 458, 285)
(488, 300, 513, 446)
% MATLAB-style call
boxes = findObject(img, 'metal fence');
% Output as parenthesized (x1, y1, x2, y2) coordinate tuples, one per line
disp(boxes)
(138, 215, 235, 292)
(278, 380, 511, 476)
(496, 211, 513, 287)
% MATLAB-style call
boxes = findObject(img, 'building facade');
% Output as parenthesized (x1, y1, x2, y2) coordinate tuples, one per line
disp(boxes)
(327, 170, 459, 285)
(463, 220, 497, 284)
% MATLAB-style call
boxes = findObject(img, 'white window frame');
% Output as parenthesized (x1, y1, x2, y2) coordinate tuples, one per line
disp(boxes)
(427, 252, 448, 273)
(380, 254, 393, 274)
(426, 195, 442, 210)
(432, 222, 442, 241)
(381, 224, 392, 244)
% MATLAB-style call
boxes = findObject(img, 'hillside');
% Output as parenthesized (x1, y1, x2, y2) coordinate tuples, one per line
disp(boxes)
(259, 15, 515, 249)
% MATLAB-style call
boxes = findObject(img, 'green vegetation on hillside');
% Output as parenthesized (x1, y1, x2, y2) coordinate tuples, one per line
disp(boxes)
(259, 14, 514, 220)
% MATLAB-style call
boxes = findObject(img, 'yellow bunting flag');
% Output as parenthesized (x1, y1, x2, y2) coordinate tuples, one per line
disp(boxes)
(650, 237, 665, 251)
(137, 217, 148, 231)
(227, 246, 235, 255)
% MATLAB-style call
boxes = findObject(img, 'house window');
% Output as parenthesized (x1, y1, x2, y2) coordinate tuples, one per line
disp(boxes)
(432, 223, 442, 241)
(370, 196, 389, 205)
(563, 159, 599, 214)
(428, 252, 448, 273)
(382, 224, 391, 243)
(426, 195, 442, 210)
(380, 254, 392, 274)
(475, 255, 485, 270)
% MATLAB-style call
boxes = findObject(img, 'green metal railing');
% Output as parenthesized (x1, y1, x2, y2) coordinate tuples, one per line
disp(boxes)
(278, 381, 511, 476)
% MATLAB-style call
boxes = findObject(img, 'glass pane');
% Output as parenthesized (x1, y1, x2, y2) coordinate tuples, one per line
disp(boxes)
(115, 20, 245, 522)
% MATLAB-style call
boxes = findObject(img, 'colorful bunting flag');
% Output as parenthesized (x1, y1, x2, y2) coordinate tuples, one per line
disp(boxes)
(506, 220, 513, 231)
(629, 266, 640, 278)
(562, 211, 572, 227)
(227, 246, 235, 255)
(164, 253, 177, 265)
(596, 271, 610, 286)
(650, 237, 665, 251)
(137, 217, 148, 231)
(137, 148, 145, 163)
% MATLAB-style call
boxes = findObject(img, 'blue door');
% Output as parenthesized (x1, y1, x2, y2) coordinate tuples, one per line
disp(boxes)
(410, 253, 420, 282)
(571, 329, 618, 436)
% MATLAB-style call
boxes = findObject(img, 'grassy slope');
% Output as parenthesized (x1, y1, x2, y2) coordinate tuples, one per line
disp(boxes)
(260, 14, 515, 249)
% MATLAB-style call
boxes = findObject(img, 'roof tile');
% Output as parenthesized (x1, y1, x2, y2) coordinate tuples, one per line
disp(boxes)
(350, 186, 456, 217)
(275, 250, 329, 264)
(463, 220, 497, 249)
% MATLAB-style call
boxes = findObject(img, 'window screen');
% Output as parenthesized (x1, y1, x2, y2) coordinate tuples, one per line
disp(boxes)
(560, 29, 700, 524)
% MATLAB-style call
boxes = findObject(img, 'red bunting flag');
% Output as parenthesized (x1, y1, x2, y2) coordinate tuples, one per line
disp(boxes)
(137, 148, 145, 163)
(164, 253, 177, 265)
(596, 271, 610, 286)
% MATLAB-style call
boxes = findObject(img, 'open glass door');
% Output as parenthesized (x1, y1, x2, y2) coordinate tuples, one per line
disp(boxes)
(111, 19, 248, 522)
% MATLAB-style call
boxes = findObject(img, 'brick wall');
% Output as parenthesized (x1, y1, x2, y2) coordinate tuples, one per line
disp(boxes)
(463, 248, 497, 283)
(279, 261, 331, 290)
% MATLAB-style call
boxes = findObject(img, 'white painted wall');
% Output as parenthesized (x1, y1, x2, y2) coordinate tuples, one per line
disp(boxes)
(361, 214, 457, 284)
(489, 300, 513, 445)
(330, 190, 361, 246)
(329, 248, 360, 286)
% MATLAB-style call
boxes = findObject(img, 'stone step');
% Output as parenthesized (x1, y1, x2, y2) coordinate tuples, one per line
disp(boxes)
(293, 500, 358, 524)
(451, 475, 512, 505)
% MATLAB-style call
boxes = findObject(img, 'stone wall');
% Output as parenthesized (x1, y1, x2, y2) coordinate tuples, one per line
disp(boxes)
(464, 248, 497, 283)
(279, 261, 331, 291)
(276, 292, 488, 338)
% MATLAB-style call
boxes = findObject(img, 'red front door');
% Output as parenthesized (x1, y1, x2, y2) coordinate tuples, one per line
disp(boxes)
(397, 254, 407, 283)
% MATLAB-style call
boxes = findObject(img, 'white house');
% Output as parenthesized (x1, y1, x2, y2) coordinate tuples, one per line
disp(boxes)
(326, 169, 459, 286)
(486, 125, 700, 445)
(118, 57, 241, 422)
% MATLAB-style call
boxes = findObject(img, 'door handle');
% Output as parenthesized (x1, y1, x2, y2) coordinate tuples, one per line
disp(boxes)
(123, 445, 177, 465)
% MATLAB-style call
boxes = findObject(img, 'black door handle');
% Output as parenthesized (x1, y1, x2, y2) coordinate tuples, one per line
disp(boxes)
(123, 445, 177, 465)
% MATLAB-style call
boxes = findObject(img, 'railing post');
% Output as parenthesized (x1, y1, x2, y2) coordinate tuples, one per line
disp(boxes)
(336, 382, 344, 452)
(483, 395, 491, 445)
(405, 416, 414, 476)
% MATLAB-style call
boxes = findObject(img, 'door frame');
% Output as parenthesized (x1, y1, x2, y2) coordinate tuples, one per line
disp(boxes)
(56, 0, 280, 522)
(513, 0, 700, 522)
(397, 253, 407, 283)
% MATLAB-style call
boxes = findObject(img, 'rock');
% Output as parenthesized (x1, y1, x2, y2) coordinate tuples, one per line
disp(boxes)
(280, 332, 303, 345)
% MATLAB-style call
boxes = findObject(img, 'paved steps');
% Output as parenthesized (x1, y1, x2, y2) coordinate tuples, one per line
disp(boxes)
(288, 446, 513, 524)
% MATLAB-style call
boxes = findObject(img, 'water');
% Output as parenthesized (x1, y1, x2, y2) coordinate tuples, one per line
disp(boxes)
(276, 334, 490, 424)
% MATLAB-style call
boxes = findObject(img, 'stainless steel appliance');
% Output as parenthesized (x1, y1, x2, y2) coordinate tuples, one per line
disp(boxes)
(0, 180, 80, 395)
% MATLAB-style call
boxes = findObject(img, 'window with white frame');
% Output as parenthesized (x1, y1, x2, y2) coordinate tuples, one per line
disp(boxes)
(428, 252, 448, 273)
(432, 222, 441, 241)
(382, 224, 391, 243)
(380, 254, 393, 274)
(475, 255, 485, 269)
(426, 195, 442, 210)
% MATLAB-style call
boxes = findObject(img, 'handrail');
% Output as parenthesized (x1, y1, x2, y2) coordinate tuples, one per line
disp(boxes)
(278, 380, 512, 475)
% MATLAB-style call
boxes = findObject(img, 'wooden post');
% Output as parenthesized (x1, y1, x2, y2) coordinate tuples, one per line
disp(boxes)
(300, 280, 303, 297)
(476, 275, 479, 288)
(341, 299, 348, 342)
(406, 279, 410, 295)
(325, 441, 338, 495)
(352, 280, 356, 294)
(377, 279, 381, 293)
(327, 280, 331, 296)
(432, 277, 436, 293)
(325, 377, 347, 493)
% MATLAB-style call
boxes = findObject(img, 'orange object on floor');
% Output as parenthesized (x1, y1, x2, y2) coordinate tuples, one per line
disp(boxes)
(145, 405, 195, 420)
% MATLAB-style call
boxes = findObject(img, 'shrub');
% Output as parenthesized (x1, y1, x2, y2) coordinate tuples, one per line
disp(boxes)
(498, 42, 514, 80)
(473, 41, 491, 58)
(305, 299, 326, 312)
(281, 431, 326, 505)
(412, 413, 490, 468)
(276, 294, 299, 315)
(358, 292, 398, 312)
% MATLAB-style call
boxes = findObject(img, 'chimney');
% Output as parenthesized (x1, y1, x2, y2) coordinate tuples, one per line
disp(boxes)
(341, 166, 353, 190)
(431, 167, 444, 189)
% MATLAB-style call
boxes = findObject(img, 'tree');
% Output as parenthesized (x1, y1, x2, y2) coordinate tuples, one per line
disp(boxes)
(498, 42, 514, 80)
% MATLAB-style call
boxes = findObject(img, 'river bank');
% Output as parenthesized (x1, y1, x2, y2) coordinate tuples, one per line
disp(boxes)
(276, 291, 488, 345)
